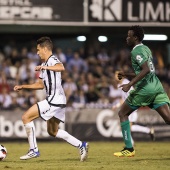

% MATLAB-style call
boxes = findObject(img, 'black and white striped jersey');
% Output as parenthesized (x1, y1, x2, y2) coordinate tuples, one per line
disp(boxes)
(39, 55, 66, 105)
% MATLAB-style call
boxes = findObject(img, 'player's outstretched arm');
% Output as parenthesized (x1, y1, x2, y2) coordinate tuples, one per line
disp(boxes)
(35, 63, 65, 72)
(14, 79, 44, 92)
(14, 85, 23, 92)
(117, 71, 136, 80)
(119, 62, 150, 92)
(128, 61, 150, 87)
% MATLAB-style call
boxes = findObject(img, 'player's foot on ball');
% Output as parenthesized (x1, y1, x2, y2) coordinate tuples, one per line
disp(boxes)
(20, 149, 40, 160)
(114, 147, 135, 157)
(79, 141, 89, 161)
(150, 127, 155, 141)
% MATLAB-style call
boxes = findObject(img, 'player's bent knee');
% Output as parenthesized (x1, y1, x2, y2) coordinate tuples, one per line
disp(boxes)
(118, 111, 129, 122)
(118, 111, 122, 118)
(22, 114, 29, 124)
(47, 131, 56, 137)
(47, 129, 58, 137)
(163, 116, 170, 125)
(165, 120, 170, 125)
(166, 122, 170, 125)
(118, 111, 125, 119)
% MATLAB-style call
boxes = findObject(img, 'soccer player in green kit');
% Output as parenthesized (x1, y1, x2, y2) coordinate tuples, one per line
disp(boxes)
(114, 25, 170, 157)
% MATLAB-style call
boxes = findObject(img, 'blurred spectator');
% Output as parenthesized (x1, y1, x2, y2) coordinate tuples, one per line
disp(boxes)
(0, 60, 11, 78)
(78, 47, 86, 59)
(72, 89, 87, 108)
(10, 95, 19, 110)
(77, 73, 88, 92)
(3, 41, 14, 57)
(63, 77, 77, 102)
(92, 65, 104, 79)
(97, 95, 110, 107)
(85, 85, 100, 103)
(0, 71, 10, 92)
(0, 87, 12, 110)
(20, 47, 28, 60)
(113, 48, 130, 70)
(61, 70, 70, 84)
(67, 52, 88, 73)
(86, 73, 97, 86)
(71, 65, 81, 82)
(0, 38, 170, 110)
(97, 47, 109, 66)
(110, 48, 118, 66)
(156, 50, 164, 68)
(0, 50, 5, 63)
(54, 47, 66, 65)
(8, 48, 20, 66)
(156, 67, 167, 83)
(9, 61, 19, 79)
(65, 48, 73, 62)
(86, 47, 96, 57)
(108, 78, 122, 105)
(16, 91, 29, 110)
(18, 58, 36, 84)
(27, 46, 40, 65)
(87, 55, 98, 73)
(27, 91, 39, 106)
(96, 76, 110, 97)
(104, 66, 114, 78)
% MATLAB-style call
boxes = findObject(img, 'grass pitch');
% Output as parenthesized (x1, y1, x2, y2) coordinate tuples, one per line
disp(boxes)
(0, 141, 170, 170)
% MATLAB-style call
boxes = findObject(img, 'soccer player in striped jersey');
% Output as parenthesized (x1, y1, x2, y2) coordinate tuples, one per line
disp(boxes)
(114, 25, 170, 157)
(14, 37, 88, 161)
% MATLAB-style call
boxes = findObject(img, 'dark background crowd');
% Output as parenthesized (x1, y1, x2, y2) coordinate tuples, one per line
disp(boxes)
(0, 38, 170, 110)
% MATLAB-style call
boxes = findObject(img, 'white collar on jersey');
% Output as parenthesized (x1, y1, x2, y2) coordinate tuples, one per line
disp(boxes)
(133, 43, 143, 50)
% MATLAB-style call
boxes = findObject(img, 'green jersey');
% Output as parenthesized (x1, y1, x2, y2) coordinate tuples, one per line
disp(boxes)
(126, 43, 170, 109)
(131, 44, 163, 94)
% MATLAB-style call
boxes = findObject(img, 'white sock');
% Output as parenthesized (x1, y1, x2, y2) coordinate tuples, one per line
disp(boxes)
(56, 129, 82, 148)
(24, 121, 38, 151)
(131, 124, 150, 134)
(131, 136, 134, 146)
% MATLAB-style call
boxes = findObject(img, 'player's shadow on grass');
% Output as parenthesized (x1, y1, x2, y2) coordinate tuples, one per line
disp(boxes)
(132, 158, 170, 161)
(59, 158, 92, 162)
(60, 158, 82, 161)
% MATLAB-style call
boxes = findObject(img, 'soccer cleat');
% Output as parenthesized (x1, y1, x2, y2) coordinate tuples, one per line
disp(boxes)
(79, 142, 89, 161)
(150, 127, 155, 141)
(114, 148, 135, 157)
(20, 149, 40, 160)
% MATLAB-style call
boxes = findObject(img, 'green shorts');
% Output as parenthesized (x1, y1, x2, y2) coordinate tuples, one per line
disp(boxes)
(126, 90, 170, 110)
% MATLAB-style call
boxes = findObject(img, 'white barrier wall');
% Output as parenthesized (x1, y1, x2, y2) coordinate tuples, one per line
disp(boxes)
(0, 107, 170, 140)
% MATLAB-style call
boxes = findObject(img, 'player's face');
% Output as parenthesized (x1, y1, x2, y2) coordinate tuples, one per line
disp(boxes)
(37, 44, 45, 60)
(126, 30, 136, 47)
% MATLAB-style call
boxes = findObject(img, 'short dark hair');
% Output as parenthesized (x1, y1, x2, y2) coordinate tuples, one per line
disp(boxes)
(129, 25, 144, 42)
(37, 37, 53, 50)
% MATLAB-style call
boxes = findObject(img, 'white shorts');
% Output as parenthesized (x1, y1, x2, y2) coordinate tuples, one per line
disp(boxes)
(129, 110, 138, 123)
(37, 99, 66, 122)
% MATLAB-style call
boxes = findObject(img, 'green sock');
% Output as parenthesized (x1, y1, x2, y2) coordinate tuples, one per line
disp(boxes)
(121, 120, 133, 148)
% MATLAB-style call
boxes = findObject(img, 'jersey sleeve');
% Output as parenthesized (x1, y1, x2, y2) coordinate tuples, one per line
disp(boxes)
(132, 51, 147, 67)
(49, 56, 61, 66)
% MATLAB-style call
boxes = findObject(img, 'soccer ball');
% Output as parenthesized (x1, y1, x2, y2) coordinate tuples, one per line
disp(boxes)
(0, 145, 7, 161)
